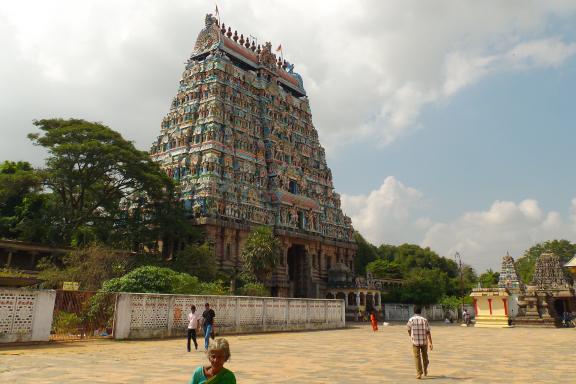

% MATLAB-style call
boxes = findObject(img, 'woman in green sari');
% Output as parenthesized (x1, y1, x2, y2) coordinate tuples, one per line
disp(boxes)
(189, 338, 236, 384)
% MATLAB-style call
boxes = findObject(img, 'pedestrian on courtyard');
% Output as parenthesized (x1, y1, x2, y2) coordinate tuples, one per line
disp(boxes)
(189, 338, 236, 384)
(187, 305, 201, 352)
(407, 305, 433, 379)
(463, 309, 471, 326)
(202, 302, 216, 350)
(369, 311, 378, 332)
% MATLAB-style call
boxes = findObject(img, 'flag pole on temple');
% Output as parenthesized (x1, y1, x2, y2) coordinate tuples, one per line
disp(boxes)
(215, 3, 220, 24)
(276, 44, 283, 61)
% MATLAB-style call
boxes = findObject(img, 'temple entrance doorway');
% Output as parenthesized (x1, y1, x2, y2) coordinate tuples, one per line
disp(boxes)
(553, 298, 569, 317)
(288, 244, 308, 298)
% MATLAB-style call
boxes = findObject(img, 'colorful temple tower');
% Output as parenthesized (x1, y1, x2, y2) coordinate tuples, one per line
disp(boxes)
(497, 253, 522, 291)
(150, 14, 356, 298)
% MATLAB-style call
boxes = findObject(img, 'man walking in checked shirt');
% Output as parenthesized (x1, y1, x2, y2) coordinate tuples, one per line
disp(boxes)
(407, 305, 433, 379)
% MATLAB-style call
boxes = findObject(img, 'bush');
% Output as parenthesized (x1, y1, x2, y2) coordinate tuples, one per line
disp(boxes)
(101, 266, 227, 296)
(238, 282, 269, 297)
(53, 311, 81, 334)
(102, 266, 187, 293)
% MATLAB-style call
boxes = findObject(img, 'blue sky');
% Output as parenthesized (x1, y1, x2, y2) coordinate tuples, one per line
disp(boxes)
(333, 60, 576, 218)
(1, 1, 575, 272)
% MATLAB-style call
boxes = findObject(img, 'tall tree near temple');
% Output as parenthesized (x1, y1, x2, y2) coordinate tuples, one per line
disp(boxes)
(366, 259, 403, 278)
(400, 268, 450, 305)
(516, 239, 576, 283)
(0, 161, 42, 239)
(27, 119, 177, 248)
(354, 232, 379, 274)
(240, 226, 281, 284)
(478, 269, 500, 288)
(171, 242, 217, 282)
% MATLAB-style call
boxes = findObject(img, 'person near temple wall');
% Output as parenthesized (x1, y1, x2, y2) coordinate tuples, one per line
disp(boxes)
(202, 302, 216, 350)
(369, 311, 378, 332)
(187, 305, 201, 351)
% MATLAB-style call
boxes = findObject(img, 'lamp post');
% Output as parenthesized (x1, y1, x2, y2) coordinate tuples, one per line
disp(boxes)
(454, 252, 464, 321)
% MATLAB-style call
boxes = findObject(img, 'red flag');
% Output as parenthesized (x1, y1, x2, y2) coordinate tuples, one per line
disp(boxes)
(276, 44, 282, 52)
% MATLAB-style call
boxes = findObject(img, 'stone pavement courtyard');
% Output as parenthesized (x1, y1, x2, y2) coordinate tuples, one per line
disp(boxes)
(1, 323, 575, 383)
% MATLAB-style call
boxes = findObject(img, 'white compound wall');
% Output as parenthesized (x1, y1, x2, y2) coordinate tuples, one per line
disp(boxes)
(0, 289, 56, 343)
(114, 293, 345, 339)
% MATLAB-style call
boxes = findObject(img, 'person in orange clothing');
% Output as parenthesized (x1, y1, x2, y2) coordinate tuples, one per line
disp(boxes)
(369, 311, 378, 332)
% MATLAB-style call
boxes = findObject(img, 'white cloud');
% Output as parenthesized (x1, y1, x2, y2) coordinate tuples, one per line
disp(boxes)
(341, 176, 430, 245)
(342, 178, 576, 272)
(442, 37, 576, 97)
(1, 0, 576, 162)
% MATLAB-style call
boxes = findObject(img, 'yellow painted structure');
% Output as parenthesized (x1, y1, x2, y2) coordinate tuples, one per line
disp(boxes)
(564, 255, 576, 278)
(470, 288, 510, 328)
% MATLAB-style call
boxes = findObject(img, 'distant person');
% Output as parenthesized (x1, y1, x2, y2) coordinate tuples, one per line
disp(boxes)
(407, 305, 433, 379)
(189, 338, 236, 384)
(202, 302, 216, 350)
(187, 305, 200, 351)
(463, 309, 471, 326)
(369, 311, 378, 332)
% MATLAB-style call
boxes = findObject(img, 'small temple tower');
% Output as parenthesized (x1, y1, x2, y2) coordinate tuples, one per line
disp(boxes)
(515, 252, 574, 327)
(149, 14, 356, 298)
(497, 253, 523, 291)
(497, 253, 523, 318)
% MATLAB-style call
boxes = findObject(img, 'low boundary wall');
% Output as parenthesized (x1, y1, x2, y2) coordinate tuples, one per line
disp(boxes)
(383, 303, 454, 322)
(114, 293, 346, 339)
(0, 289, 56, 343)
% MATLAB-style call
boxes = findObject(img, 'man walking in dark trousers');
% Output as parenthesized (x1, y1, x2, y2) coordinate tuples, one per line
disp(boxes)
(407, 305, 433, 379)
(202, 302, 216, 350)
(187, 305, 200, 351)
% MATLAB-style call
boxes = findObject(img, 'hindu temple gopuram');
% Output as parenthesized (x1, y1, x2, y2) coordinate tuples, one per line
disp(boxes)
(149, 14, 356, 298)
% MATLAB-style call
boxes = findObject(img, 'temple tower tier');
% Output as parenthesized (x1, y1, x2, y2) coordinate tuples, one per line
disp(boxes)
(150, 14, 356, 298)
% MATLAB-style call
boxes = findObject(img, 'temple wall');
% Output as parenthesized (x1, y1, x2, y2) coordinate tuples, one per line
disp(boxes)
(202, 223, 355, 298)
(381, 303, 449, 322)
(0, 289, 56, 343)
(113, 292, 345, 340)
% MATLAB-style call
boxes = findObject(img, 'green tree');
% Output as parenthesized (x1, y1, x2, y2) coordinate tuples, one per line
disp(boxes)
(445, 264, 478, 298)
(478, 269, 500, 288)
(240, 226, 281, 284)
(399, 268, 449, 305)
(38, 244, 131, 290)
(366, 259, 403, 278)
(28, 118, 175, 248)
(439, 295, 461, 313)
(516, 240, 576, 283)
(0, 161, 42, 239)
(171, 242, 217, 282)
(354, 232, 379, 274)
(392, 243, 459, 278)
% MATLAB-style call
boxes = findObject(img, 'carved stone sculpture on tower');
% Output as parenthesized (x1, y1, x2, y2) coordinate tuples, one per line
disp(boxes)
(531, 252, 570, 290)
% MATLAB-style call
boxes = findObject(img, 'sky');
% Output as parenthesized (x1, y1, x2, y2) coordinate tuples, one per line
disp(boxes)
(1, 0, 576, 272)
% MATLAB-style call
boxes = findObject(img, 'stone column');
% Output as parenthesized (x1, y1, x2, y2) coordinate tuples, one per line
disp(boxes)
(6, 249, 13, 268)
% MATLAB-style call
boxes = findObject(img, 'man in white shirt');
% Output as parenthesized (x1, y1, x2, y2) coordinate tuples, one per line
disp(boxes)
(407, 305, 433, 379)
(187, 305, 200, 351)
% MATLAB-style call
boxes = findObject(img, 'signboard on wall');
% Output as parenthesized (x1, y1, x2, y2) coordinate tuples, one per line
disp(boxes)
(62, 282, 80, 291)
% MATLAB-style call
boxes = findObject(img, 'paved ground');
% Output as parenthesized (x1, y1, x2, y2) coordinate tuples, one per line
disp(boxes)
(1, 323, 575, 383)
